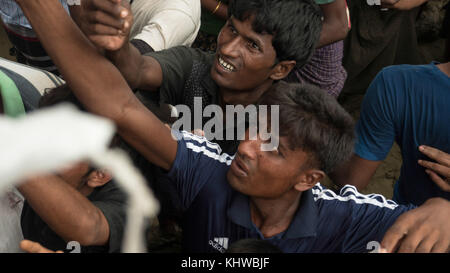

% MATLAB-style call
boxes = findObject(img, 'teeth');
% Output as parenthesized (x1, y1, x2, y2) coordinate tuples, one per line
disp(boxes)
(219, 57, 235, 72)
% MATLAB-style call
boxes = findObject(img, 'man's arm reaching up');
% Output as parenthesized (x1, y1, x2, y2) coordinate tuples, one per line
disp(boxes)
(71, 0, 163, 91)
(15, 0, 177, 171)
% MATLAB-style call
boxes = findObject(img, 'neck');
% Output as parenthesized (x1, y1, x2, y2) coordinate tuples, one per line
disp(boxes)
(437, 62, 450, 77)
(249, 190, 302, 238)
(219, 80, 274, 107)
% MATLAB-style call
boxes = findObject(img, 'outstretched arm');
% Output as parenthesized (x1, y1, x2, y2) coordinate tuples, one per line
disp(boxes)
(18, 173, 109, 246)
(381, 0, 428, 10)
(15, 0, 177, 170)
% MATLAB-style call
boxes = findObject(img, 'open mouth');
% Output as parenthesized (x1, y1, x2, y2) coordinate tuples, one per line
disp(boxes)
(232, 154, 249, 177)
(218, 56, 236, 72)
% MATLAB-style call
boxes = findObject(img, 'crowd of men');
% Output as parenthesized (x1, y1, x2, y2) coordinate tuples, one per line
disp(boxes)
(0, 0, 449, 253)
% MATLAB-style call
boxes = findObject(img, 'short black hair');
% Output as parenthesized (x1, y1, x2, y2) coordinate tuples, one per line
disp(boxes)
(258, 81, 355, 174)
(39, 84, 85, 111)
(229, 0, 322, 69)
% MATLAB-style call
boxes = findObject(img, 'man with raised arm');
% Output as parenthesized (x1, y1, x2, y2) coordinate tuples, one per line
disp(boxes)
(14, 0, 450, 253)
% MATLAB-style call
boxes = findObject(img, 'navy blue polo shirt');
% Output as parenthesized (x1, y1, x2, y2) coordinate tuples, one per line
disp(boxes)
(168, 131, 416, 253)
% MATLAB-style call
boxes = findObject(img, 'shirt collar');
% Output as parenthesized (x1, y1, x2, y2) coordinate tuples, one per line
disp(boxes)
(228, 189, 318, 239)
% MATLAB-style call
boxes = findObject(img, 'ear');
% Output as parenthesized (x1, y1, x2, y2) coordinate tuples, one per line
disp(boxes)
(269, 60, 296, 81)
(293, 169, 325, 192)
(86, 169, 112, 188)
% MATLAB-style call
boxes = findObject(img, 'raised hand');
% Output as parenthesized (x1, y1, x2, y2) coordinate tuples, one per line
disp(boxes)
(73, 0, 133, 51)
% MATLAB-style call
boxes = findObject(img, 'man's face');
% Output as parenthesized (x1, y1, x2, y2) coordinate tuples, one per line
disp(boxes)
(227, 130, 311, 199)
(211, 16, 279, 92)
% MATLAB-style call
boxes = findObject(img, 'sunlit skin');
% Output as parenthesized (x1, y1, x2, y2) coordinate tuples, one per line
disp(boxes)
(227, 130, 321, 199)
(211, 16, 295, 106)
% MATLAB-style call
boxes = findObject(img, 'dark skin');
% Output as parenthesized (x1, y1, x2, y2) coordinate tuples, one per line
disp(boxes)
(381, 0, 428, 10)
(71, 0, 295, 103)
(317, 0, 348, 48)
(18, 162, 112, 246)
(201, 0, 228, 21)
(15, 0, 450, 253)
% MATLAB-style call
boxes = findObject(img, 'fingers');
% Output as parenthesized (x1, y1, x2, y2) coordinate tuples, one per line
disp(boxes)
(425, 169, 450, 192)
(430, 238, 450, 253)
(86, 0, 129, 19)
(415, 230, 440, 253)
(396, 223, 431, 253)
(83, 0, 131, 35)
(419, 145, 450, 167)
(418, 159, 450, 176)
(192, 129, 205, 137)
(20, 240, 56, 253)
(380, 215, 410, 253)
(87, 35, 123, 51)
(87, 10, 126, 31)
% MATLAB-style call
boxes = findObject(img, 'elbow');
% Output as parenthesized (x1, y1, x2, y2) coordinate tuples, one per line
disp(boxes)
(65, 212, 109, 247)
(337, 19, 350, 41)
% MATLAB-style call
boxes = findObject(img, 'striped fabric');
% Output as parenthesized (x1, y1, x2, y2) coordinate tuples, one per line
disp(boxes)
(0, 0, 69, 29)
(287, 40, 347, 98)
(0, 0, 69, 74)
(0, 57, 64, 112)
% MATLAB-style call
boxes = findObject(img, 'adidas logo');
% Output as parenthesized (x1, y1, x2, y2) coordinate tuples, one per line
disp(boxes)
(209, 237, 229, 253)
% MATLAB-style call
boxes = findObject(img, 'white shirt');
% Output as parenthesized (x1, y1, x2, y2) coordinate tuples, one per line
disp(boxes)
(130, 0, 201, 51)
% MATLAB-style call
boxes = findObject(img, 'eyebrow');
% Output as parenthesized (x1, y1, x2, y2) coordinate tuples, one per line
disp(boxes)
(229, 18, 264, 51)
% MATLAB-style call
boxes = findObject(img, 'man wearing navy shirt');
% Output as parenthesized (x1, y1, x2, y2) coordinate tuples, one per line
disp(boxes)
(167, 82, 415, 253)
(16, 0, 450, 253)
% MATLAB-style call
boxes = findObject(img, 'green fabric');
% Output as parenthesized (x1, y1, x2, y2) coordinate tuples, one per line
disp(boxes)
(200, 8, 226, 36)
(0, 70, 25, 117)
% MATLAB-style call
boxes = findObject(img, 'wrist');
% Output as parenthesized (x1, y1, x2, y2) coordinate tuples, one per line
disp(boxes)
(211, 1, 222, 14)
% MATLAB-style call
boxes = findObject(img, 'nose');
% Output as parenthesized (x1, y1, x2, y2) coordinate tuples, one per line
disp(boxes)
(237, 131, 260, 161)
(219, 35, 241, 59)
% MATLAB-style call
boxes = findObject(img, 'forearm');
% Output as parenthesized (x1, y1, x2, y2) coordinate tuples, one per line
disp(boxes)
(18, 175, 108, 245)
(317, 0, 349, 48)
(317, 20, 348, 48)
(201, 0, 228, 21)
(16, 0, 176, 170)
(381, 0, 428, 10)
(105, 42, 149, 90)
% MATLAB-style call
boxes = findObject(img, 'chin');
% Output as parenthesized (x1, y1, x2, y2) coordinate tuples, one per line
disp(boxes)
(226, 170, 245, 192)
(210, 66, 235, 90)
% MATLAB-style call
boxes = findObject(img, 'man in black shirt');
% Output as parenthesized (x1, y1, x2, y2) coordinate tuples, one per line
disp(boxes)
(19, 85, 127, 253)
